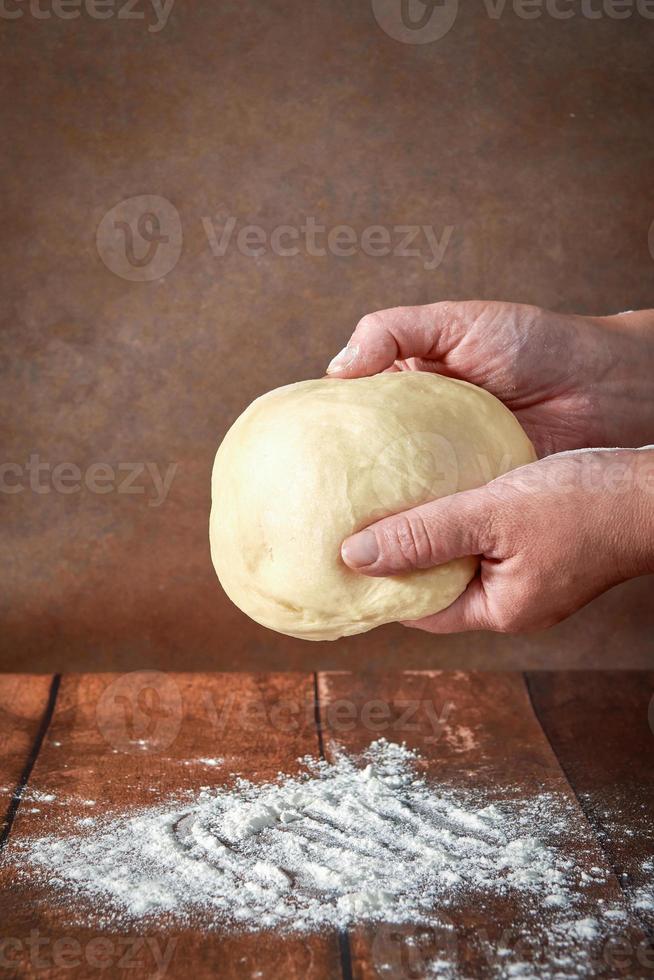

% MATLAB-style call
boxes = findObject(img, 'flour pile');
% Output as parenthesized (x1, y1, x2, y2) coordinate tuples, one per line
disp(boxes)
(14, 739, 606, 935)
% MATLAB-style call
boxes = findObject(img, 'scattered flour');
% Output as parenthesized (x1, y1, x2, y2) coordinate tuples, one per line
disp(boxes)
(183, 757, 224, 768)
(633, 883, 654, 912)
(23, 790, 56, 804)
(9, 740, 649, 976)
(441, 724, 479, 754)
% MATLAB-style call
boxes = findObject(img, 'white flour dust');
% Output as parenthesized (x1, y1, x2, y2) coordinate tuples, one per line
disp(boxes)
(18, 742, 597, 931)
(13, 738, 645, 975)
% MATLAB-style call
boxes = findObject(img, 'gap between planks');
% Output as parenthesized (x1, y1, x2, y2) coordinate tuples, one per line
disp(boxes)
(0, 673, 61, 852)
(313, 672, 354, 980)
(523, 670, 652, 935)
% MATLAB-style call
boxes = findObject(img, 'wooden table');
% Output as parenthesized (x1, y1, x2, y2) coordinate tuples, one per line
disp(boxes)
(0, 672, 652, 978)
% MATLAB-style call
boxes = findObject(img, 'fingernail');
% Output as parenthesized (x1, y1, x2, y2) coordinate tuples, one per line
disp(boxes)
(341, 530, 378, 568)
(326, 345, 358, 374)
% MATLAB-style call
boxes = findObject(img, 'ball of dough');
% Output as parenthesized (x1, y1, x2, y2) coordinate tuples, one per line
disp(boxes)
(210, 372, 536, 641)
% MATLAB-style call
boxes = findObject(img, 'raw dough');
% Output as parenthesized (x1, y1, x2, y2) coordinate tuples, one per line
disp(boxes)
(210, 372, 536, 640)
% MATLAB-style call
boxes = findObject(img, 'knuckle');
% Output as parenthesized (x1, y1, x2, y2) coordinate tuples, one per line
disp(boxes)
(479, 504, 499, 555)
(384, 514, 434, 569)
(468, 494, 500, 556)
(356, 311, 385, 336)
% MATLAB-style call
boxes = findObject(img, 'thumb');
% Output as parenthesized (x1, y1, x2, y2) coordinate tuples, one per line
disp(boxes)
(341, 487, 494, 576)
(326, 302, 466, 378)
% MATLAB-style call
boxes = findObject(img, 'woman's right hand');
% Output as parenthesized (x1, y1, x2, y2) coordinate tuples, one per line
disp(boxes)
(326, 301, 654, 456)
(340, 447, 654, 634)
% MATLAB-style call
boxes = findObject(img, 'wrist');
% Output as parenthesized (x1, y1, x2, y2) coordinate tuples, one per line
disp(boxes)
(583, 311, 654, 449)
(593, 448, 654, 580)
(626, 448, 654, 576)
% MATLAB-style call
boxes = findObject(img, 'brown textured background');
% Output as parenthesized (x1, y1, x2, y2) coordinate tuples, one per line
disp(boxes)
(1, 0, 653, 672)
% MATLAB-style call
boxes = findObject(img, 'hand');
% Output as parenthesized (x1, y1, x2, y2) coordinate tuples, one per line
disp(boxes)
(341, 449, 654, 633)
(327, 302, 654, 456)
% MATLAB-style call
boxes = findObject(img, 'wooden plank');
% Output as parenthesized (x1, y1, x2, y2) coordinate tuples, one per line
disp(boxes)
(527, 671, 654, 933)
(0, 672, 342, 979)
(316, 671, 650, 979)
(3, 670, 652, 979)
(0, 674, 57, 844)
